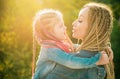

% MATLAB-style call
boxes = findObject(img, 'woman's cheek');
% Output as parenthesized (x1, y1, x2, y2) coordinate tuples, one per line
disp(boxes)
(74, 30, 79, 38)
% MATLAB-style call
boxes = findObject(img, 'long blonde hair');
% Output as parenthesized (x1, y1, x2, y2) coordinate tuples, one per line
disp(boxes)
(76, 3, 115, 79)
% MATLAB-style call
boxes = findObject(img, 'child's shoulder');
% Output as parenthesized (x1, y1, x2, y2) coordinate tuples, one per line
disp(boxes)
(48, 47, 62, 52)
(41, 47, 62, 52)
(41, 47, 65, 56)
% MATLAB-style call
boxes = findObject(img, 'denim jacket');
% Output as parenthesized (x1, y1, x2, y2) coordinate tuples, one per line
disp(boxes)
(45, 50, 106, 79)
(33, 47, 101, 79)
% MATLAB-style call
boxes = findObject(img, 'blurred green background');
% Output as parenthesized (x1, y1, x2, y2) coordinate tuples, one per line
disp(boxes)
(0, 0, 120, 79)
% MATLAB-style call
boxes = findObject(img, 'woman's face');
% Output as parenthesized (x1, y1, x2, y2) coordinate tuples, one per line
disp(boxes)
(72, 8, 89, 40)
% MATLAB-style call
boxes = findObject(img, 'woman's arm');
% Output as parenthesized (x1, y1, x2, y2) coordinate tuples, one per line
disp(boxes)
(47, 48, 101, 69)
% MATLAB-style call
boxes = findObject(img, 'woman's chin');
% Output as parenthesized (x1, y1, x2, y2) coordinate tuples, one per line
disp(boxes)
(72, 34, 77, 39)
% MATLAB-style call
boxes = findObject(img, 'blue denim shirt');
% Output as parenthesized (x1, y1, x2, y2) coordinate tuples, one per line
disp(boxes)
(45, 50, 106, 79)
(34, 47, 101, 79)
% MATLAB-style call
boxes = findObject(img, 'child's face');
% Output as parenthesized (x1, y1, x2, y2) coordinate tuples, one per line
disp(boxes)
(53, 18, 67, 41)
(72, 7, 89, 40)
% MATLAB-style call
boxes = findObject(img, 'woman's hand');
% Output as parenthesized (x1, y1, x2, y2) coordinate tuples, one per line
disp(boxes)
(96, 51, 109, 65)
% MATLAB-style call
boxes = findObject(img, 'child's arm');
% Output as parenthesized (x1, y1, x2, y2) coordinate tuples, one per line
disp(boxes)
(107, 47, 113, 61)
(47, 48, 102, 69)
(96, 51, 109, 65)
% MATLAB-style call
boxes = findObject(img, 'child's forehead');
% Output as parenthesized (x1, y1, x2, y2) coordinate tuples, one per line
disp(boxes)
(39, 12, 62, 20)
(40, 13, 57, 18)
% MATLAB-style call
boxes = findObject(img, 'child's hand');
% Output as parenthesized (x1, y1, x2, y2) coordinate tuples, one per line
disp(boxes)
(107, 47, 114, 61)
(96, 51, 109, 65)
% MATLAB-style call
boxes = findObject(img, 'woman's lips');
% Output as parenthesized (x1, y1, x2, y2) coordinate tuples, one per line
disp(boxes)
(72, 29, 76, 33)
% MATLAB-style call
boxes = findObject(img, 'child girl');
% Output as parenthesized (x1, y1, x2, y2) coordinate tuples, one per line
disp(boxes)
(32, 9, 109, 79)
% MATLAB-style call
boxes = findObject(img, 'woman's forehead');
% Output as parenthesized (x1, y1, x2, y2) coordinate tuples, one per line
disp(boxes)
(78, 7, 89, 18)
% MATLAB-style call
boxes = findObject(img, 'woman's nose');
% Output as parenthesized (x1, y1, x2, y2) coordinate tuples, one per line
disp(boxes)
(72, 20, 76, 28)
(72, 20, 77, 27)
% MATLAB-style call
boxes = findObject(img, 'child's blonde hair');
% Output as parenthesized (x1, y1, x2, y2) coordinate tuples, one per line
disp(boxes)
(33, 9, 63, 44)
(76, 2, 114, 79)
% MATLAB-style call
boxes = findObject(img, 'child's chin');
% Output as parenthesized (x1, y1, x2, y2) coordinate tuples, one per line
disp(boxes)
(64, 36, 67, 39)
(59, 37, 66, 40)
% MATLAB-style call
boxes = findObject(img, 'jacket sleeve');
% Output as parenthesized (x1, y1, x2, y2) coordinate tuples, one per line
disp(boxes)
(47, 48, 101, 69)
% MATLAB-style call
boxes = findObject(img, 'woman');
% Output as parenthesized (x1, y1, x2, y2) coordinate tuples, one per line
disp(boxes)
(45, 2, 115, 79)
(32, 9, 109, 79)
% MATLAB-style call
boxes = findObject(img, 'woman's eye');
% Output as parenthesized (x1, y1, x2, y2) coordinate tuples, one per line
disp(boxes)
(78, 20, 82, 23)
